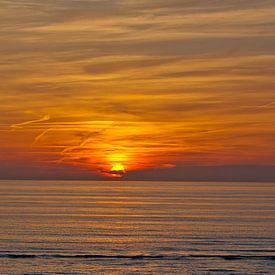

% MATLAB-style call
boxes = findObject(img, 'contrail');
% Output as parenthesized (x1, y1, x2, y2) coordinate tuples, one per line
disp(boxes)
(32, 128, 53, 145)
(11, 115, 50, 130)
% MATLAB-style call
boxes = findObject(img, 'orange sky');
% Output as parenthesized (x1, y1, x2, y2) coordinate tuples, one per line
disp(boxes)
(1, 0, 275, 178)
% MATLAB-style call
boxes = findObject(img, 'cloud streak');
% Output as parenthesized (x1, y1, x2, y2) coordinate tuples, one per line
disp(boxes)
(1, 0, 275, 178)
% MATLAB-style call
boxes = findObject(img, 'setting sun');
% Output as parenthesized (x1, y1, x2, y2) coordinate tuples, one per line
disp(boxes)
(111, 163, 125, 172)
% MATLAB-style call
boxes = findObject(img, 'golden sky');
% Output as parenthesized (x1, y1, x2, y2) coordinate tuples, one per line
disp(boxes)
(1, 0, 275, 178)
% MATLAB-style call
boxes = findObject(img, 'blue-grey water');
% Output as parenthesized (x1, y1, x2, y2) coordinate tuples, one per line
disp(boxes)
(0, 180, 274, 274)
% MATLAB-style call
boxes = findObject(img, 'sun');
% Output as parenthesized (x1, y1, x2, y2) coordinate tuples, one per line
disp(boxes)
(100, 163, 126, 178)
(101, 153, 128, 177)
(111, 163, 125, 172)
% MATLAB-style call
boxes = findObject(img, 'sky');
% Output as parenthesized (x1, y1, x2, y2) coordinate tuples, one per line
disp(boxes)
(1, 0, 275, 180)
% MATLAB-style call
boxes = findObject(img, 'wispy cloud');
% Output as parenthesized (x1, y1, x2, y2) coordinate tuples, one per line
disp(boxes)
(1, 0, 275, 177)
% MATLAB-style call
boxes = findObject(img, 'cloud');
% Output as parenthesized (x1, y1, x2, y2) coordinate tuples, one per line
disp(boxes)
(1, 0, 275, 178)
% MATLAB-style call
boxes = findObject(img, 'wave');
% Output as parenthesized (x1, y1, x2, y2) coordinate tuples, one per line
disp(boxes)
(0, 254, 275, 261)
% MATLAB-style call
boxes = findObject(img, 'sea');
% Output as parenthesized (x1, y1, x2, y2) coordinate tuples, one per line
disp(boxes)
(0, 180, 274, 274)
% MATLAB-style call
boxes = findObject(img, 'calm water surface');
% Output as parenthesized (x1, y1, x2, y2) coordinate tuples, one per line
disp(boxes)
(0, 180, 274, 274)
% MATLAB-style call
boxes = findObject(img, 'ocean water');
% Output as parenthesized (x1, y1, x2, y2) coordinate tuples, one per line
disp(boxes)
(0, 180, 274, 274)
